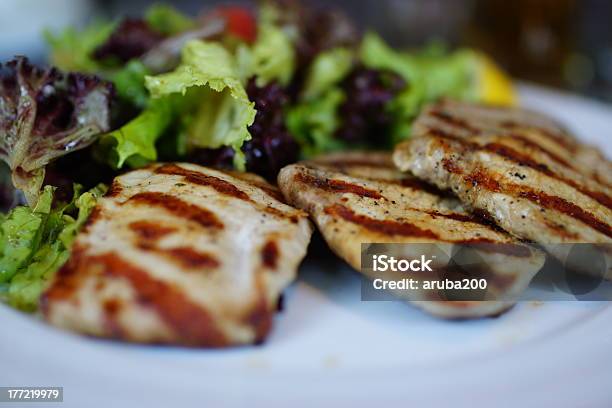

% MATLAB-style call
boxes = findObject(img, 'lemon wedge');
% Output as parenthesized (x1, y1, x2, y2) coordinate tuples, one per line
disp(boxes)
(474, 52, 517, 106)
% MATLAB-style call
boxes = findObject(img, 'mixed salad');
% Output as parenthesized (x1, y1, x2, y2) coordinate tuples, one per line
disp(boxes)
(0, 0, 515, 311)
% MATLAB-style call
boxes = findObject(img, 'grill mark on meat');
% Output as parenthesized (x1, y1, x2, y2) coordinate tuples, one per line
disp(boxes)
(99, 251, 227, 346)
(430, 110, 481, 134)
(129, 221, 177, 241)
(294, 172, 384, 199)
(325, 204, 438, 239)
(517, 190, 611, 237)
(537, 128, 577, 153)
(102, 299, 125, 339)
(510, 133, 575, 170)
(483, 142, 612, 210)
(82, 206, 103, 233)
(133, 237, 220, 270)
(43, 246, 228, 346)
(430, 131, 612, 209)
(41, 245, 228, 347)
(542, 219, 581, 239)
(252, 184, 285, 202)
(428, 127, 461, 140)
(128, 192, 224, 230)
(224, 171, 287, 202)
(464, 170, 612, 238)
(129, 220, 219, 270)
(594, 172, 612, 190)
(107, 182, 123, 197)
(470, 208, 508, 234)
(456, 239, 532, 258)
(246, 272, 272, 343)
(158, 164, 299, 222)
(322, 158, 395, 169)
(41, 244, 88, 305)
(264, 206, 301, 224)
(400, 178, 454, 197)
(499, 121, 577, 153)
(324, 204, 532, 257)
(442, 158, 463, 174)
(424, 210, 499, 229)
(485, 142, 551, 172)
(156, 164, 251, 201)
(389, 208, 529, 256)
(261, 240, 279, 269)
(160, 247, 220, 270)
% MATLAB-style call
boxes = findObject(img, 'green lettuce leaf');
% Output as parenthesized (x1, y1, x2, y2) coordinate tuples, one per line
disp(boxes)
(58, 184, 107, 248)
(248, 23, 296, 86)
(360, 32, 418, 82)
(0, 184, 106, 311)
(98, 98, 174, 168)
(386, 87, 422, 145)
(145, 40, 245, 96)
(145, 40, 256, 170)
(44, 21, 116, 73)
(301, 48, 353, 100)
(0, 186, 53, 284)
(360, 32, 478, 143)
(145, 4, 195, 35)
(109, 60, 151, 108)
(285, 48, 354, 157)
(7, 240, 69, 311)
(286, 88, 347, 157)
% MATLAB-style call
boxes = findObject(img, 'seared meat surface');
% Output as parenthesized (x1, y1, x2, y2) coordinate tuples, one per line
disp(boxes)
(278, 152, 545, 318)
(410, 99, 612, 186)
(42, 163, 312, 347)
(394, 100, 612, 248)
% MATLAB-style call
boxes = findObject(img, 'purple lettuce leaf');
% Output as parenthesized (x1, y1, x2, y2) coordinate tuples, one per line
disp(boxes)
(335, 67, 406, 145)
(189, 78, 300, 180)
(0, 57, 113, 205)
(93, 18, 166, 64)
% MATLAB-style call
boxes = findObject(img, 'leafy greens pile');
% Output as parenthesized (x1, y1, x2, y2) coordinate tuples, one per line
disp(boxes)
(0, 184, 106, 311)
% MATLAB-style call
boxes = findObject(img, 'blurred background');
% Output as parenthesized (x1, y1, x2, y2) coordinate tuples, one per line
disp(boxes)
(1, 0, 611, 103)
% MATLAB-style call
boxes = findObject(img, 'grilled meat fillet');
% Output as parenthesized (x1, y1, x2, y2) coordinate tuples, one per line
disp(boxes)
(278, 152, 545, 318)
(410, 99, 612, 186)
(42, 163, 312, 347)
(394, 100, 612, 250)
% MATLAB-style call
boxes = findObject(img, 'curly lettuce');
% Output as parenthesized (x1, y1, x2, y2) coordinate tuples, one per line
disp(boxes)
(0, 184, 105, 311)
(360, 32, 478, 143)
(145, 40, 256, 170)
(108, 59, 151, 108)
(98, 98, 174, 168)
(45, 21, 116, 73)
(286, 88, 347, 157)
(145, 4, 196, 35)
(0, 57, 113, 205)
(301, 47, 353, 100)
(240, 23, 296, 86)
(286, 48, 353, 156)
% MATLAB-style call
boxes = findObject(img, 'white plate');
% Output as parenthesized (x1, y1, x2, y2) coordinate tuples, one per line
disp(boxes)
(1, 85, 611, 408)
